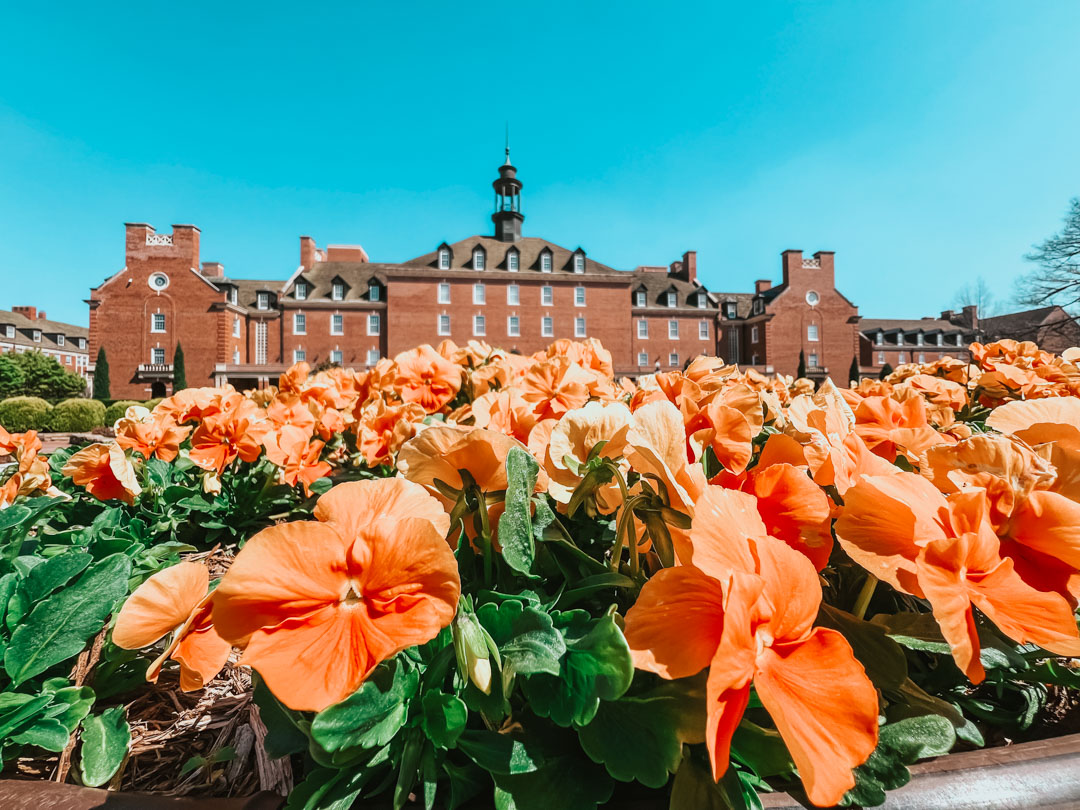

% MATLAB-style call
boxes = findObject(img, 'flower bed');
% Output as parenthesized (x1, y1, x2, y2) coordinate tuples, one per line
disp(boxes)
(0, 337, 1078, 809)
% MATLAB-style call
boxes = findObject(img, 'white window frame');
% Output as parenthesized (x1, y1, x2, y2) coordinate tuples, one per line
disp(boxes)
(637, 352, 648, 367)
(151, 313, 166, 333)
(725, 302, 736, 318)
(542, 316, 554, 337)
(32, 330, 41, 343)
(293, 348, 306, 363)
(574, 286, 585, 306)
(916, 333, 925, 346)
(698, 293, 707, 309)
(438, 248, 450, 270)
(876, 331, 884, 346)
(507, 250, 519, 271)
(57, 334, 65, 347)
(573, 254, 585, 273)
(699, 321, 709, 340)
(807, 324, 819, 342)
(473, 283, 486, 305)
(507, 284, 520, 305)
(899, 351, 908, 364)
(233, 317, 241, 338)
(257, 292, 269, 310)
(936, 333, 944, 346)
(808, 353, 819, 369)
(438, 314, 451, 336)
(635, 290, 646, 307)
(541, 285, 553, 306)
(295, 282, 307, 300)
(637, 320, 648, 339)
(666, 291, 677, 308)
(507, 315, 520, 336)
(233, 348, 240, 364)
(152, 347, 166, 364)
(877, 351, 885, 365)
(473, 248, 486, 270)
(669, 352, 679, 367)
(540, 252, 552, 272)
(230, 288, 238, 305)
(438, 283, 451, 304)
(575, 316, 586, 337)
(366, 349, 380, 365)
(294, 312, 306, 335)
(331, 313, 344, 335)
(331, 349, 343, 364)
(919, 352, 926, 363)
(367, 313, 380, 335)
(332, 282, 344, 301)
(668, 320, 679, 339)
(369, 283, 380, 302)
(473, 314, 486, 336)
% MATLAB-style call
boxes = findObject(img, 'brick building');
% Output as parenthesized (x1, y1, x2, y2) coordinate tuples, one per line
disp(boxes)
(88, 153, 865, 398)
(0, 306, 90, 381)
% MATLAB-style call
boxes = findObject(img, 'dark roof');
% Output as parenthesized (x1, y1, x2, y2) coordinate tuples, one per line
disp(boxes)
(0, 309, 89, 352)
(405, 236, 619, 275)
(710, 292, 756, 318)
(859, 318, 969, 335)
(631, 271, 718, 309)
(217, 278, 286, 310)
(980, 305, 1080, 351)
(981, 306, 1065, 334)
(280, 263, 387, 304)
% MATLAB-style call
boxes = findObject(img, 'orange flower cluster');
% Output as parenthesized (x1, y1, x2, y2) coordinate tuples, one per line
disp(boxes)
(0, 426, 53, 506)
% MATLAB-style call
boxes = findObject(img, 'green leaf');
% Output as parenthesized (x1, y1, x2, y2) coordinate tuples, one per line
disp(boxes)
(393, 728, 424, 810)
(521, 610, 633, 727)
(670, 752, 763, 810)
(421, 692, 467, 749)
(310, 657, 418, 754)
(498, 447, 539, 574)
(872, 612, 1027, 671)
(284, 766, 371, 810)
(456, 729, 546, 775)
(5, 553, 131, 686)
(79, 706, 131, 787)
(253, 676, 308, 759)
(24, 551, 92, 603)
(43, 685, 96, 734)
(477, 600, 566, 683)
(492, 753, 614, 810)
(730, 719, 795, 780)
(842, 715, 955, 807)
(817, 604, 907, 691)
(10, 716, 70, 752)
(576, 694, 688, 787)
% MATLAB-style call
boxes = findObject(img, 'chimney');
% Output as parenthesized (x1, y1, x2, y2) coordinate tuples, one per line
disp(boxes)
(755, 279, 772, 294)
(300, 236, 317, 269)
(682, 251, 697, 283)
(940, 309, 955, 322)
(37, 311, 46, 321)
(961, 305, 979, 329)
(780, 249, 803, 287)
(201, 262, 224, 278)
(12, 306, 37, 321)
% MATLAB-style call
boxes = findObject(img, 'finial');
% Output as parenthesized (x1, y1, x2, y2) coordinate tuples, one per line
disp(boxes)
(504, 122, 511, 165)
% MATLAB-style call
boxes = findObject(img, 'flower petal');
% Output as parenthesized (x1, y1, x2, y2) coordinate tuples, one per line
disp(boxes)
(314, 478, 450, 543)
(113, 562, 209, 649)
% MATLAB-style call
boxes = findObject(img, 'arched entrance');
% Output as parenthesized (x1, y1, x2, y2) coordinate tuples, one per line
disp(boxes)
(150, 381, 167, 398)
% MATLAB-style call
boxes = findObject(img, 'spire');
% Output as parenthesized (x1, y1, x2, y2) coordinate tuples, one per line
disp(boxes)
(504, 122, 511, 165)
(492, 144, 523, 243)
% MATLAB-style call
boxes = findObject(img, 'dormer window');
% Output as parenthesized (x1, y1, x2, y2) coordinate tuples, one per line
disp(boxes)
(573, 252, 585, 273)
(753, 298, 764, 315)
(4, 325, 12, 338)
(473, 247, 486, 270)
(540, 250, 552, 273)
(295, 282, 307, 300)
(32, 330, 41, 342)
(332, 281, 344, 301)
(725, 302, 736, 319)
(635, 290, 646, 307)
(57, 334, 65, 347)
(876, 331, 884, 346)
(936, 333, 944, 346)
(257, 292, 269, 310)
(507, 249, 519, 271)
(229, 287, 238, 305)
(697, 293, 707, 309)
(438, 247, 451, 270)
(916, 333, 924, 346)
(369, 282, 380, 302)
(666, 291, 677, 308)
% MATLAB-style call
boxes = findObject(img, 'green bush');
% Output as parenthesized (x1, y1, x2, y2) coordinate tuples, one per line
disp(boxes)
(104, 400, 143, 426)
(5, 351, 86, 402)
(144, 398, 164, 412)
(0, 396, 53, 432)
(48, 399, 106, 433)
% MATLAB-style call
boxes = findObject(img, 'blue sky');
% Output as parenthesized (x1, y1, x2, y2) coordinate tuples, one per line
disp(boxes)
(2, 1, 1078, 325)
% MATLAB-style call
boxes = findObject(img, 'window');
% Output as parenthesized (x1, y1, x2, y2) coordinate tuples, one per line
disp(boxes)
(898, 352, 908, 364)
(806, 290, 820, 306)
(230, 288, 238, 305)
(507, 250, 519, 271)
(331, 350, 343, 364)
(575, 317, 586, 338)
(57, 335, 65, 347)
(473, 248, 486, 270)
(332, 282, 344, 301)
(916, 333, 924, 346)
(331, 314, 344, 335)
(151, 313, 165, 333)
(541, 252, 552, 272)
(542, 317, 553, 337)
(542, 286, 553, 306)
(152, 348, 165, 364)
(753, 298, 764, 315)
(668, 320, 679, 339)
(507, 284, 520, 305)
(725, 303, 737, 319)
(369, 283, 380, 302)
(295, 282, 307, 300)
(367, 313, 380, 335)
(473, 283, 486, 304)
(698, 293, 707, 309)
(257, 292, 269, 310)
(4, 325, 13, 338)
(666, 291, 677, 308)
(574, 286, 586, 306)
(233, 317, 241, 338)
(256, 322, 267, 365)
(438, 283, 451, 304)
(638, 352, 649, 366)
(669, 353, 679, 367)
(438, 248, 450, 270)
(751, 326, 759, 343)
(294, 348, 306, 363)
(233, 349, 240, 364)
(918, 352, 926, 363)
(637, 320, 648, 339)
(294, 312, 306, 334)
(473, 315, 486, 336)
(877, 352, 885, 365)
(438, 314, 451, 335)
(936, 333, 944, 346)
(635, 290, 646, 307)
(699, 321, 709, 340)
(32, 330, 40, 343)
(808, 353, 819, 369)
(807, 324, 819, 342)
(573, 254, 585, 273)
(508, 315, 520, 336)
(876, 331, 884, 346)
(367, 349, 380, 365)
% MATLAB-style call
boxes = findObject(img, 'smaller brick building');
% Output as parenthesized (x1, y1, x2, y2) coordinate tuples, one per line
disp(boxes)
(0, 306, 89, 380)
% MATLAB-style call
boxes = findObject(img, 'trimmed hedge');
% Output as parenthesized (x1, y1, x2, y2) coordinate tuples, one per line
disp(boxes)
(0, 397, 53, 432)
(144, 398, 164, 412)
(48, 399, 106, 433)
(104, 400, 143, 426)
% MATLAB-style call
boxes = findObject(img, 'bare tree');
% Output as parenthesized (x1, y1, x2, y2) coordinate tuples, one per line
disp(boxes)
(1019, 197, 1080, 308)
(951, 276, 998, 317)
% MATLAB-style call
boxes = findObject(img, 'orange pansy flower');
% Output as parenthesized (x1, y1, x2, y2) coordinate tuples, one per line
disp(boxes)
(115, 414, 192, 462)
(212, 479, 458, 712)
(393, 344, 463, 413)
(189, 394, 270, 475)
(61, 442, 142, 505)
(520, 356, 593, 421)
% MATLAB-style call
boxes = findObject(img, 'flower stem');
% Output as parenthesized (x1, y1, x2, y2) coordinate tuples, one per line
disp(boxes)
(475, 489, 494, 587)
(853, 574, 878, 620)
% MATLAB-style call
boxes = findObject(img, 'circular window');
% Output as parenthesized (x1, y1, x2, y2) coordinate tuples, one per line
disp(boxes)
(148, 273, 170, 291)
(806, 290, 820, 306)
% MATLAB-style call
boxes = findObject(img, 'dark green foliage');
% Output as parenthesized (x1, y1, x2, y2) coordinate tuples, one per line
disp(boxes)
(5, 352, 85, 401)
(92, 348, 110, 401)
(103, 400, 142, 426)
(797, 349, 807, 378)
(172, 343, 187, 391)
(879, 362, 894, 380)
(47, 399, 105, 432)
(0, 355, 26, 400)
(0, 396, 53, 431)
(143, 398, 163, 411)
(849, 355, 861, 385)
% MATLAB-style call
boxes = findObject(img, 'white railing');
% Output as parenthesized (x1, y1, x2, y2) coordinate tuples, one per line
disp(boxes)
(137, 363, 173, 373)
(146, 233, 174, 246)
(802, 257, 821, 269)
